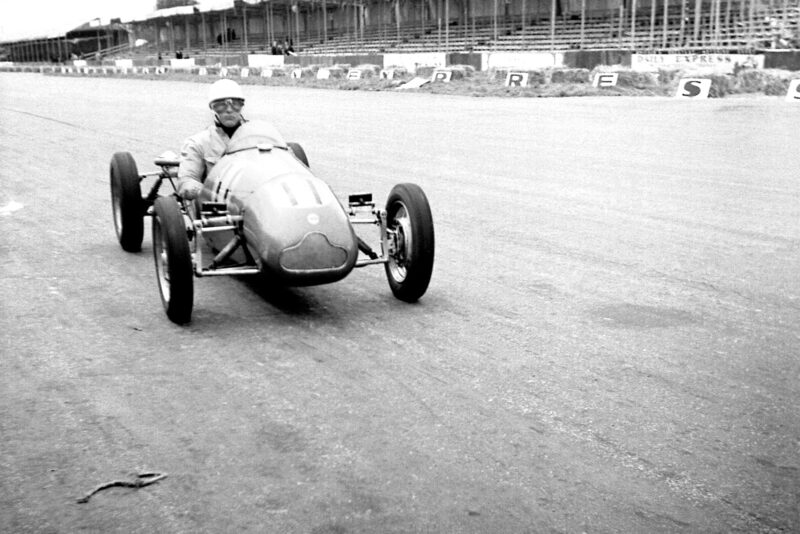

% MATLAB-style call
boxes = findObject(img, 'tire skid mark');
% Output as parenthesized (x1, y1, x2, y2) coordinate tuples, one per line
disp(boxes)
(1, 107, 153, 145)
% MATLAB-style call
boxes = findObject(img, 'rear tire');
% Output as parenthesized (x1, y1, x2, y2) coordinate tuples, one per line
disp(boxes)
(384, 183, 434, 302)
(287, 142, 309, 168)
(152, 196, 194, 324)
(110, 152, 143, 252)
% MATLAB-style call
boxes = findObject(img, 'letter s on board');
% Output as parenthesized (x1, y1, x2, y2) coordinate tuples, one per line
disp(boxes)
(682, 80, 702, 97)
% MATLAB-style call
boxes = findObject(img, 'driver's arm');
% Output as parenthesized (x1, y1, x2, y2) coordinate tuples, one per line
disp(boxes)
(177, 136, 205, 199)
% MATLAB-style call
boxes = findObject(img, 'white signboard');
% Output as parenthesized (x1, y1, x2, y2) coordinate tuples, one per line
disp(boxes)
(220, 67, 228, 77)
(261, 68, 273, 77)
(380, 69, 394, 80)
(72, 60, 87, 67)
(170, 58, 195, 70)
(384, 53, 446, 74)
(504, 72, 529, 87)
(633, 53, 764, 73)
(290, 68, 302, 79)
(198, 67, 208, 76)
(317, 68, 331, 80)
(786, 80, 800, 102)
(592, 72, 619, 87)
(487, 52, 561, 70)
(240, 67, 249, 78)
(676, 78, 711, 99)
(347, 69, 362, 80)
(248, 54, 285, 68)
(115, 59, 133, 69)
(397, 77, 430, 90)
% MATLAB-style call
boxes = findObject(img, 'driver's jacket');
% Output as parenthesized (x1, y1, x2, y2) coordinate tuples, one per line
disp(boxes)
(176, 123, 238, 197)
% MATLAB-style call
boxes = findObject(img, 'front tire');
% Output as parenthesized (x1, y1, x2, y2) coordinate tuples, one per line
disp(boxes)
(152, 196, 194, 324)
(384, 183, 434, 302)
(110, 152, 143, 252)
(287, 142, 309, 168)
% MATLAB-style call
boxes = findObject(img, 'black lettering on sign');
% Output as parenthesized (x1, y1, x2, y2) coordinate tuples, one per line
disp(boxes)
(682, 80, 702, 97)
(508, 73, 524, 86)
(788, 80, 800, 101)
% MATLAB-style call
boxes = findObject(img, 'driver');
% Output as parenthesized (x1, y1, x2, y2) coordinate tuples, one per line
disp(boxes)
(177, 79, 247, 200)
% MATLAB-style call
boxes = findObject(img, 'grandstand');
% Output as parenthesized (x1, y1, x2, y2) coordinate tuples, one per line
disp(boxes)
(1, 0, 798, 63)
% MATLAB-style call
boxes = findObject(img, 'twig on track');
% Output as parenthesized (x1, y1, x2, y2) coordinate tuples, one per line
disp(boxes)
(76, 472, 167, 504)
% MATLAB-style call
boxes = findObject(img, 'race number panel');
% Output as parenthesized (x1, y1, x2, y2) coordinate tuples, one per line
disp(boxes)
(431, 70, 452, 83)
(786, 80, 800, 102)
(198, 67, 208, 76)
(240, 68, 249, 78)
(380, 69, 395, 80)
(317, 68, 331, 80)
(220, 67, 228, 77)
(291, 68, 302, 79)
(676, 78, 711, 99)
(347, 69, 362, 80)
(505, 72, 529, 87)
(593, 73, 618, 87)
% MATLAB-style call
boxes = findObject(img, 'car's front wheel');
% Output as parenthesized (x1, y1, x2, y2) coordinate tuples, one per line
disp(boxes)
(110, 151, 143, 252)
(384, 183, 434, 302)
(152, 196, 194, 324)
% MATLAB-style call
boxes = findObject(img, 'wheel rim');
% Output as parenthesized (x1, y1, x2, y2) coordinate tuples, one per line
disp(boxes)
(387, 202, 412, 283)
(111, 181, 123, 238)
(153, 217, 171, 302)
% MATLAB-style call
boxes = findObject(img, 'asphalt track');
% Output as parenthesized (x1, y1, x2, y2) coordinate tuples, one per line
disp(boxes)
(0, 73, 798, 533)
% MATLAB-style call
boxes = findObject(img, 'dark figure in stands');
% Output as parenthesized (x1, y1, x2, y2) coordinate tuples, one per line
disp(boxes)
(217, 33, 222, 45)
(176, 50, 183, 59)
(271, 41, 279, 55)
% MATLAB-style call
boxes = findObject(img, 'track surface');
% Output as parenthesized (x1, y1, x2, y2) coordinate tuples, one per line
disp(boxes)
(1, 73, 798, 533)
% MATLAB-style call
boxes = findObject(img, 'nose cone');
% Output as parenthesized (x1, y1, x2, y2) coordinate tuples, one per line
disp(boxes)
(241, 175, 358, 285)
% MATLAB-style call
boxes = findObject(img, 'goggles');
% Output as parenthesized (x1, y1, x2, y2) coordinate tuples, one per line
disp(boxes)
(210, 98, 245, 113)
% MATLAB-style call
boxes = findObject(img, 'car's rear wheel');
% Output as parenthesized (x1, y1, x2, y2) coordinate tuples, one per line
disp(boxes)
(152, 196, 194, 324)
(110, 151, 144, 252)
(287, 142, 309, 168)
(384, 183, 434, 302)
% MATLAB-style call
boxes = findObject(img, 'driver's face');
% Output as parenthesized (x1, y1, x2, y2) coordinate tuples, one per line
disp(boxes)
(217, 109, 242, 128)
(210, 98, 244, 128)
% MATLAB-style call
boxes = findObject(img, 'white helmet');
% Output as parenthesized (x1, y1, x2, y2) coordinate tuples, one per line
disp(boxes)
(208, 79, 244, 106)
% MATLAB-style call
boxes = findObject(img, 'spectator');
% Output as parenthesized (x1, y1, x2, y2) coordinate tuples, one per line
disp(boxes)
(176, 50, 183, 59)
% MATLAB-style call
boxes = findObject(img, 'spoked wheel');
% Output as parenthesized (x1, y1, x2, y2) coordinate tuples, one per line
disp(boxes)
(152, 196, 194, 324)
(384, 183, 434, 302)
(287, 142, 309, 168)
(110, 152, 144, 252)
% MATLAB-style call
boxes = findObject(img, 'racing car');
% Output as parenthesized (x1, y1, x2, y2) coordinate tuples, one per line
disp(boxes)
(109, 120, 434, 324)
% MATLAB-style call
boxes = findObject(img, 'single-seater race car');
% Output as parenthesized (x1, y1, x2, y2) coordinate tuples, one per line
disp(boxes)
(110, 120, 434, 324)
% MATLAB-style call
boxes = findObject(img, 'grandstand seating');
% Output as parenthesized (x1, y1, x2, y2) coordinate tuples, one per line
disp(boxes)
(67, 2, 800, 64)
